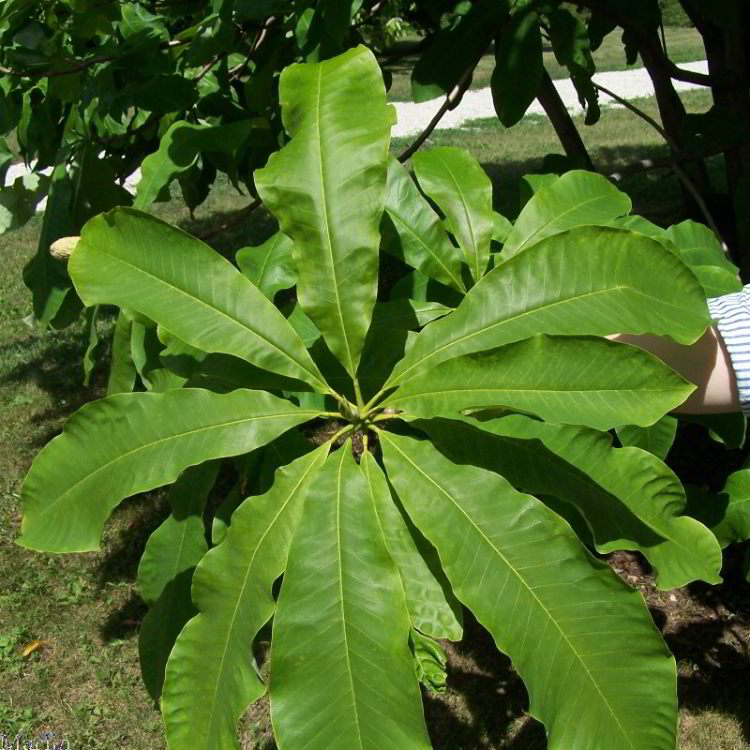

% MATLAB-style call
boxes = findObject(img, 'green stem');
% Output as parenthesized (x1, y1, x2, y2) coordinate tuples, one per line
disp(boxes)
(363, 387, 388, 413)
(353, 377, 365, 411)
(325, 423, 356, 449)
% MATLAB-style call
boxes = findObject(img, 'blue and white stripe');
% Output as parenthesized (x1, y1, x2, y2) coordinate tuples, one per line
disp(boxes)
(708, 286, 750, 415)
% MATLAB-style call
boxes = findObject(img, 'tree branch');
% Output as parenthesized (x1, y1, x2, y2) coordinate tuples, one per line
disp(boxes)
(197, 198, 262, 241)
(574, 0, 729, 88)
(397, 67, 473, 163)
(593, 81, 726, 247)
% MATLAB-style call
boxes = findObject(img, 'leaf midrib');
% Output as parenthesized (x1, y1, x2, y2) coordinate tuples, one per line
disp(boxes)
(313, 64, 355, 376)
(335, 449, 365, 749)
(382, 433, 634, 749)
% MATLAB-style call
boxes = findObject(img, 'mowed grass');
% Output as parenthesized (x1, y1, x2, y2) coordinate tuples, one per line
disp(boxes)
(395, 88, 721, 228)
(2, 83, 750, 749)
(385, 25, 705, 102)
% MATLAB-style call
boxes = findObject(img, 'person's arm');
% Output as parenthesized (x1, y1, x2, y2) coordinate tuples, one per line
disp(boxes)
(609, 328, 740, 414)
(610, 286, 750, 415)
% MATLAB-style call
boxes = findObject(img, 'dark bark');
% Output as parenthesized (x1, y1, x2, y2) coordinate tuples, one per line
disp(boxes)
(536, 70, 595, 170)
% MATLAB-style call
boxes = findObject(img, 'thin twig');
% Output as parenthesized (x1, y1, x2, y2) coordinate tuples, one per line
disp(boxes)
(609, 140, 750, 181)
(593, 80, 727, 248)
(398, 66, 474, 163)
(397, 98, 452, 163)
(1, 38, 192, 79)
(195, 53, 224, 82)
(197, 198, 262, 241)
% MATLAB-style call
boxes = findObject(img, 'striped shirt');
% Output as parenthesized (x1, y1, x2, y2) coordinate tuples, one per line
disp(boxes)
(708, 287, 750, 415)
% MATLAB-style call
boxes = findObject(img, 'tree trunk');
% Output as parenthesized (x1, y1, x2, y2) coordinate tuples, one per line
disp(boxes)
(536, 69, 595, 170)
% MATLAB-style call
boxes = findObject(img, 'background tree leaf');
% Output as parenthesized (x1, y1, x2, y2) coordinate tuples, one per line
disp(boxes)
(491, 10, 543, 127)
(135, 120, 255, 209)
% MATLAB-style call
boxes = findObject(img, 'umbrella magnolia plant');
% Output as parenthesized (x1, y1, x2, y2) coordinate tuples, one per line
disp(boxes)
(19, 46, 729, 749)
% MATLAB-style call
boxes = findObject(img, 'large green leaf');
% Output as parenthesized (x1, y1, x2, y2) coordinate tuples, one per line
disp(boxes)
(381, 155, 466, 293)
(383, 335, 694, 431)
(235, 231, 297, 302)
(137, 462, 219, 700)
(363, 449, 463, 640)
(161, 447, 327, 750)
(384, 226, 710, 389)
(70, 208, 327, 392)
(502, 171, 632, 259)
(18, 389, 320, 552)
(379, 430, 677, 750)
(255, 46, 396, 378)
(270, 445, 431, 750)
(412, 147, 493, 283)
(491, 10, 543, 127)
(135, 120, 253, 209)
(420, 415, 722, 589)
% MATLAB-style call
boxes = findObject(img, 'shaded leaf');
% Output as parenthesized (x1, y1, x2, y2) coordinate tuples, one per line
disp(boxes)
(381, 155, 466, 292)
(491, 10, 543, 127)
(235, 231, 297, 301)
(137, 462, 219, 700)
(162, 447, 327, 750)
(420, 415, 722, 589)
(617, 416, 678, 460)
(364, 447, 463, 640)
(413, 147, 493, 283)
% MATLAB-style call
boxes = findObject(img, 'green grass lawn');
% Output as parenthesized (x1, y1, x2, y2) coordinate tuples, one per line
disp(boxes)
(2, 81, 750, 749)
(385, 25, 705, 102)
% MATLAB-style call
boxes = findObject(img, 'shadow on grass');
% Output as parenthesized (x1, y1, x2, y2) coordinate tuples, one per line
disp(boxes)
(674, 551, 750, 743)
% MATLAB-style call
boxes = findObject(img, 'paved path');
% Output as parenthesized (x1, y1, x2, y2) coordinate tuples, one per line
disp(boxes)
(5, 60, 710, 206)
